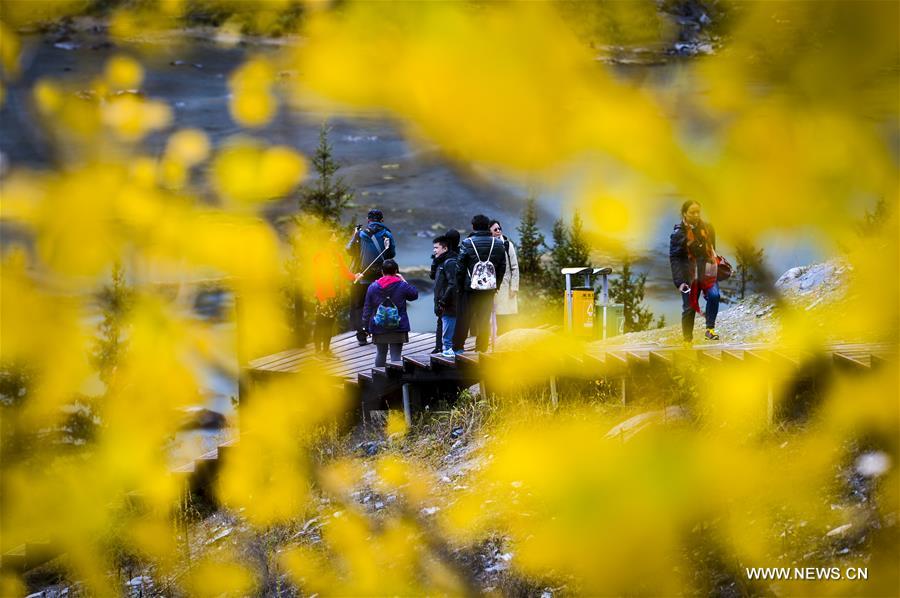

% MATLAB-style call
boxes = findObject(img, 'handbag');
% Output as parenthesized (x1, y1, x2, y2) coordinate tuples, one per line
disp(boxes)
(716, 255, 733, 281)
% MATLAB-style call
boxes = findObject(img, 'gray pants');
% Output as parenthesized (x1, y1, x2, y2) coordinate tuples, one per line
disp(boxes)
(375, 343, 403, 367)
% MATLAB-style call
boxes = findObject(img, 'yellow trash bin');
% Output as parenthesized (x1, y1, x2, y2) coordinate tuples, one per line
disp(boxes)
(565, 288, 595, 337)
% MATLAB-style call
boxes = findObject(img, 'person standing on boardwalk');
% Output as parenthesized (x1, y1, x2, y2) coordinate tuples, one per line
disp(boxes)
(453, 214, 507, 353)
(489, 219, 519, 335)
(669, 200, 721, 345)
(346, 209, 396, 346)
(431, 235, 460, 357)
(362, 259, 419, 367)
(430, 229, 461, 353)
(312, 233, 356, 357)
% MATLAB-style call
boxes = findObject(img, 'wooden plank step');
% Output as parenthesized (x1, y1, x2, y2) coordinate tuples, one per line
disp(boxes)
(722, 350, 745, 362)
(770, 350, 803, 369)
(456, 352, 479, 366)
(403, 354, 432, 371)
(745, 350, 771, 364)
(648, 350, 673, 365)
(870, 352, 891, 367)
(430, 354, 458, 368)
(606, 352, 629, 366)
(833, 351, 870, 371)
(626, 351, 650, 365)
(698, 350, 722, 364)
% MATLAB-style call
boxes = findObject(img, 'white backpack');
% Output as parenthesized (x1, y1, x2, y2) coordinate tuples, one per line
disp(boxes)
(468, 237, 497, 290)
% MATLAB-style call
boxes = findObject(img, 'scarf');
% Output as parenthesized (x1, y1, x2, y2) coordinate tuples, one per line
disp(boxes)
(685, 222, 717, 315)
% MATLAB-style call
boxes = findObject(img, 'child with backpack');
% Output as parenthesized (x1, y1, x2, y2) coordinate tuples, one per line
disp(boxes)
(361, 259, 419, 367)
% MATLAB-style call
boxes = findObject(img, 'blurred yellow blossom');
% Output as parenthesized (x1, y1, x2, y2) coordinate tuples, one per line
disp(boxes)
(105, 54, 144, 90)
(101, 95, 172, 141)
(183, 553, 257, 597)
(165, 128, 211, 166)
(211, 139, 306, 204)
(229, 57, 277, 127)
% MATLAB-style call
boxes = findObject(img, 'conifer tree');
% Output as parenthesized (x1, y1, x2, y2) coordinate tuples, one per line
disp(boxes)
(94, 261, 132, 385)
(734, 241, 765, 300)
(548, 210, 590, 273)
(516, 196, 546, 285)
(609, 258, 662, 332)
(299, 123, 353, 226)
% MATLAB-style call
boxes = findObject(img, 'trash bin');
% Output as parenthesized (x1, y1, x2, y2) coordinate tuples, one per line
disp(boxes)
(565, 286, 595, 337)
(605, 303, 625, 337)
(562, 267, 612, 339)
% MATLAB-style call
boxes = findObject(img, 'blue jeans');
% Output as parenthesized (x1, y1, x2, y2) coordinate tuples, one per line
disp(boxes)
(681, 282, 720, 341)
(441, 315, 456, 351)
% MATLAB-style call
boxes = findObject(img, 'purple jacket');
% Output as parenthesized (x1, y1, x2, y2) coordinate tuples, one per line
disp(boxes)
(362, 275, 419, 335)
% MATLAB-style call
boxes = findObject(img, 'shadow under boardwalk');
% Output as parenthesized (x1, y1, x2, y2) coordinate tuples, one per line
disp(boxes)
(247, 331, 480, 422)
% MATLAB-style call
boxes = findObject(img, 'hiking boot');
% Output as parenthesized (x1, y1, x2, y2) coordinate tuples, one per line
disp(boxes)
(441, 348, 456, 358)
(704, 328, 720, 341)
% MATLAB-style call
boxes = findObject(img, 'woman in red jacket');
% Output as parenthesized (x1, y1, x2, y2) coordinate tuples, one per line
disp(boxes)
(669, 200, 721, 345)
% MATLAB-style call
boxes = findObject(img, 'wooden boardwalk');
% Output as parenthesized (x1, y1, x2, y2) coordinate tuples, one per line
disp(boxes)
(248, 330, 896, 422)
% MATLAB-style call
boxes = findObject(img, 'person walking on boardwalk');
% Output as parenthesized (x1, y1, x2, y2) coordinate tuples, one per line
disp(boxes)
(489, 219, 519, 335)
(347, 208, 396, 346)
(669, 200, 722, 345)
(431, 235, 460, 358)
(453, 214, 507, 353)
(362, 259, 419, 367)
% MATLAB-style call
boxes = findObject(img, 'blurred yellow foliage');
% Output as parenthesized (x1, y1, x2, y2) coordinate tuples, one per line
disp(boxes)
(183, 553, 257, 597)
(229, 57, 277, 127)
(211, 139, 306, 204)
(384, 409, 408, 438)
(105, 54, 144, 90)
(282, 508, 464, 596)
(217, 372, 347, 526)
(102, 95, 173, 141)
(0, 18, 21, 76)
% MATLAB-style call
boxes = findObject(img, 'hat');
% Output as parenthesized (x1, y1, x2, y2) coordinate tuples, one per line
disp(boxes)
(367, 209, 384, 221)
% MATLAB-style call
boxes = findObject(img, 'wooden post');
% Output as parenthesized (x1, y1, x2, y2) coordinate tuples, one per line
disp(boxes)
(402, 383, 421, 426)
(362, 400, 371, 428)
(549, 376, 559, 409)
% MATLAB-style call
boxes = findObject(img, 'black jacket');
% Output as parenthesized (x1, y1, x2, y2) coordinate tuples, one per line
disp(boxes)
(456, 231, 507, 293)
(669, 221, 716, 288)
(432, 250, 459, 316)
